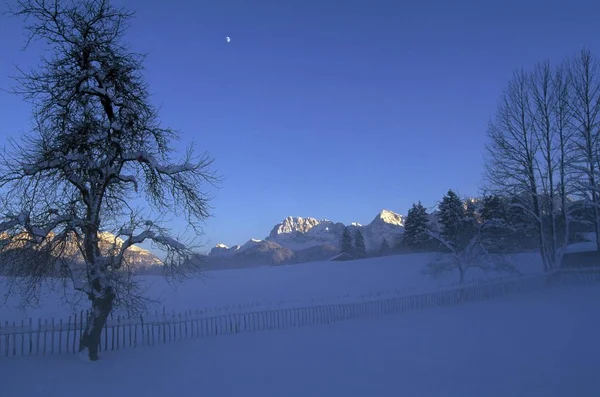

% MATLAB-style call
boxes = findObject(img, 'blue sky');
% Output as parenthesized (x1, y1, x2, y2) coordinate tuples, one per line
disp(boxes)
(2, 0, 600, 251)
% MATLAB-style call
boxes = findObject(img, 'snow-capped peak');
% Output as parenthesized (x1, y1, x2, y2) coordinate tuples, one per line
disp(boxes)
(371, 209, 404, 226)
(208, 210, 406, 263)
(236, 238, 267, 254)
(269, 216, 321, 237)
(210, 243, 241, 257)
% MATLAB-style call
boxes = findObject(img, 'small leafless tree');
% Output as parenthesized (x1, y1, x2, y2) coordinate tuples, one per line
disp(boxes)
(0, 0, 218, 361)
(426, 206, 517, 285)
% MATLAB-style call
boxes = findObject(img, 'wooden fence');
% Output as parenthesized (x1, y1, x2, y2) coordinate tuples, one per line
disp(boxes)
(1, 269, 598, 359)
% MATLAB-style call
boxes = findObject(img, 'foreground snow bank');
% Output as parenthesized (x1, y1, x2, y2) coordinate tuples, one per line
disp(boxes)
(1, 285, 598, 397)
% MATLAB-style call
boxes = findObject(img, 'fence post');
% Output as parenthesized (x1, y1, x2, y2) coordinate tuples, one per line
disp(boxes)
(109, 313, 114, 351)
(79, 311, 84, 353)
(195, 311, 200, 338)
(157, 309, 161, 344)
(150, 314, 155, 346)
(50, 318, 55, 356)
(28, 318, 33, 356)
(171, 309, 176, 342)
(10, 321, 15, 357)
(177, 312, 182, 340)
(163, 308, 167, 344)
(116, 315, 121, 350)
(36, 318, 40, 356)
(70, 314, 75, 354)
(20, 319, 24, 356)
(135, 315, 141, 348)
(42, 319, 48, 356)
(184, 312, 188, 340)
(58, 318, 63, 355)
(3, 320, 7, 358)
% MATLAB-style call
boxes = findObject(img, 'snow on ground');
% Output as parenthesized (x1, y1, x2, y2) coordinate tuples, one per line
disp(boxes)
(0, 285, 598, 397)
(567, 232, 599, 253)
(0, 252, 544, 322)
(565, 241, 597, 253)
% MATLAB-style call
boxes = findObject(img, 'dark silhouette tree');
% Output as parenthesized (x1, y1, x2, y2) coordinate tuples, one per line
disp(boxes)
(485, 60, 577, 270)
(0, 0, 218, 361)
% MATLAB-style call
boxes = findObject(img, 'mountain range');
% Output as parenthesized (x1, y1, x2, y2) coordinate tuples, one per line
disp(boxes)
(1, 210, 406, 272)
(0, 231, 163, 275)
(206, 209, 405, 268)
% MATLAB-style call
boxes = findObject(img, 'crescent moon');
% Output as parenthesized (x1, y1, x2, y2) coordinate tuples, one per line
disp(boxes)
(226, 37, 231, 43)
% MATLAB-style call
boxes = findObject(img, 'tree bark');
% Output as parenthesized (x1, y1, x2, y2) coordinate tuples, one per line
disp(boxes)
(79, 286, 115, 361)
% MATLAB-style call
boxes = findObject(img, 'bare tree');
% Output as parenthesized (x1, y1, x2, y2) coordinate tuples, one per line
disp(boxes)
(529, 61, 576, 268)
(553, 63, 578, 260)
(0, 0, 218, 361)
(567, 49, 600, 252)
(426, 214, 516, 285)
(485, 69, 550, 269)
(485, 62, 577, 271)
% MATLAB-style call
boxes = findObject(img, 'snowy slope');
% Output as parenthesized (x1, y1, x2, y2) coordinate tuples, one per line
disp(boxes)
(1, 286, 598, 397)
(0, 251, 544, 322)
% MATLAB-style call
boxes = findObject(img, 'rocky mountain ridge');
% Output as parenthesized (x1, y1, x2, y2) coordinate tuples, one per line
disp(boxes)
(208, 209, 405, 267)
(0, 231, 163, 272)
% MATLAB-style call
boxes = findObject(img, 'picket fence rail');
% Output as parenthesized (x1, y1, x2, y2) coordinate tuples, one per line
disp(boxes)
(0, 268, 598, 359)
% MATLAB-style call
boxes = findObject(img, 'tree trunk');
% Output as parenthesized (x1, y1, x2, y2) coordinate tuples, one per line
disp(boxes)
(79, 286, 115, 361)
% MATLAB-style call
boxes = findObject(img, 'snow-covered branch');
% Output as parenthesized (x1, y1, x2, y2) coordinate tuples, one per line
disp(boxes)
(0, 211, 85, 242)
(121, 151, 197, 175)
(115, 174, 138, 192)
(109, 228, 188, 271)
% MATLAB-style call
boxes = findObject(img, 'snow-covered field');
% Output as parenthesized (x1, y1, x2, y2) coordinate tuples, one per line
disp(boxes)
(0, 252, 544, 322)
(1, 285, 598, 397)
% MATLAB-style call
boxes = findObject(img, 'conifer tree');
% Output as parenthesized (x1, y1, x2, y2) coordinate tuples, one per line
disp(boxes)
(438, 190, 467, 248)
(354, 229, 367, 258)
(341, 227, 353, 254)
(403, 201, 431, 250)
(379, 238, 390, 255)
